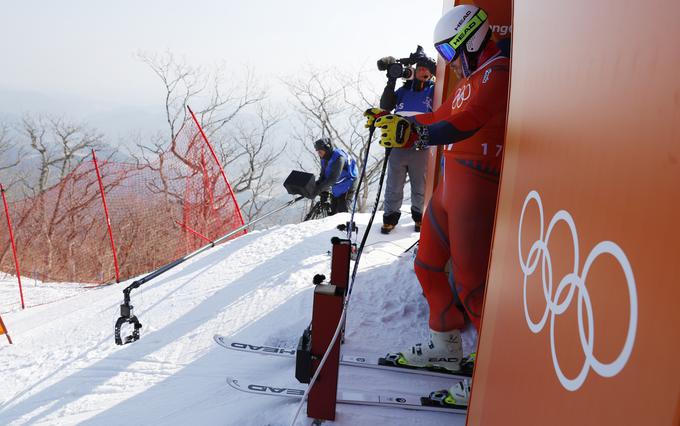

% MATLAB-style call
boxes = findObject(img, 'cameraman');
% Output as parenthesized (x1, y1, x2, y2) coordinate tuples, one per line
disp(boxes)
(377, 47, 436, 234)
(309, 138, 358, 215)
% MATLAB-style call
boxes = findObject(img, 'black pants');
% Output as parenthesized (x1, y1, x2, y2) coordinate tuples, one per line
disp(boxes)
(330, 188, 356, 215)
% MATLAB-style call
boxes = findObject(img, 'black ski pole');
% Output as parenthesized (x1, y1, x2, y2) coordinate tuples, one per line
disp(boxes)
(347, 147, 391, 297)
(114, 195, 304, 345)
(403, 239, 419, 254)
(345, 125, 376, 240)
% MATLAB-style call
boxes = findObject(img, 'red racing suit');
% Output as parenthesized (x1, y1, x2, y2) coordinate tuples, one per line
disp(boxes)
(412, 45, 510, 332)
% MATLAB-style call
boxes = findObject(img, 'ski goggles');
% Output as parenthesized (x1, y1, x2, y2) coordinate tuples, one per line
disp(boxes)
(434, 9, 488, 62)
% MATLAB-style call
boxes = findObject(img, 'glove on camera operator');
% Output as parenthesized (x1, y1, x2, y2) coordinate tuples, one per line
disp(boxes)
(309, 138, 359, 215)
(375, 46, 436, 234)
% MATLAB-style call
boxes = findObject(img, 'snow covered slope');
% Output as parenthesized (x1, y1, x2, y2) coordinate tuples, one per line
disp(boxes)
(0, 209, 472, 425)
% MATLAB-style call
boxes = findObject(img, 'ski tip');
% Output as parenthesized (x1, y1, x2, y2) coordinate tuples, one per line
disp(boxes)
(226, 377, 241, 389)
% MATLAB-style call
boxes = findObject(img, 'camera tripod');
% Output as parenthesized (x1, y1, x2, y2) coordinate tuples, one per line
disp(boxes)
(304, 193, 332, 221)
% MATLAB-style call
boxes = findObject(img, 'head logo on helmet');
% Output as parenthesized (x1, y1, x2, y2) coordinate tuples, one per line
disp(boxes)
(433, 5, 491, 76)
(452, 18, 480, 51)
(454, 10, 472, 32)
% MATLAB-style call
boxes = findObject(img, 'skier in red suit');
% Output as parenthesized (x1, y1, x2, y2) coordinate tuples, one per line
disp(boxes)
(365, 4, 510, 408)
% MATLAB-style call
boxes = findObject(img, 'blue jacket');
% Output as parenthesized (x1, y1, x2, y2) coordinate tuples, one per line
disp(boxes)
(320, 148, 358, 197)
(380, 79, 434, 117)
(394, 80, 434, 116)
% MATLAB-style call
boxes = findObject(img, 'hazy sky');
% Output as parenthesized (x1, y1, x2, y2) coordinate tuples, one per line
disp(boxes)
(1, 0, 442, 108)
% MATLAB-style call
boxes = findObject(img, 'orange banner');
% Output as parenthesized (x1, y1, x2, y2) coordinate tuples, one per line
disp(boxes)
(468, 0, 680, 425)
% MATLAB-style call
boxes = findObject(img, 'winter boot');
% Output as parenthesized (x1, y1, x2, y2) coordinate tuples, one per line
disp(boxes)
(425, 378, 471, 409)
(412, 209, 423, 232)
(385, 329, 464, 373)
(380, 223, 395, 234)
(382, 212, 400, 234)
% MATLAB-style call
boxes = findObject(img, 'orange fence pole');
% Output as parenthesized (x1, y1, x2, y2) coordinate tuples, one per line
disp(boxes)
(186, 105, 246, 230)
(1, 183, 24, 309)
(92, 150, 120, 283)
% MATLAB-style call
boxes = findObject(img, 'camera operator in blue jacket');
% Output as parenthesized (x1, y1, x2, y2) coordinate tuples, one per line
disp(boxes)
(310, 138, 359, 215)
(377, 47, 436, 234)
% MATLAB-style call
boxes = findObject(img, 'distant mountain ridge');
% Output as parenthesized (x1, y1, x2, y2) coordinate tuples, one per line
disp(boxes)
(0, 88, 166, 146)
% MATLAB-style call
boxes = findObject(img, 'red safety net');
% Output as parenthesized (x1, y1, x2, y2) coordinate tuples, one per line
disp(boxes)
(0, 116, 244, 284)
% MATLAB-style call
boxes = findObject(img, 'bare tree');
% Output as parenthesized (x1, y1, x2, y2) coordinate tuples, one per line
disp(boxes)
(138, 51, 266, 141)
(0, 124, 27, 196)
(18, 115, 104, 196)
(223, 106, 286, 221)
(18, 116, 107, 276)
(284, 68, 384, 212)
(135, 52, 286, 227)
(0, 124, 22, 173)
(0, 115, 130, 282)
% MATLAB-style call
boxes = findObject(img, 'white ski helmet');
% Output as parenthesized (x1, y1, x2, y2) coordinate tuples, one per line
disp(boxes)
(433, 5, 490, 64)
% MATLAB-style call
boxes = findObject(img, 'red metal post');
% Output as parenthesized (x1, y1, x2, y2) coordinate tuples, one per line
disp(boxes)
(329, 238, 351, 292)
(1, 183, 24, 309)
(186, 105, 247, 230)
(308, 285, 343, 421)
(92, 150, 120, 283)
(307, 238, 351, 421)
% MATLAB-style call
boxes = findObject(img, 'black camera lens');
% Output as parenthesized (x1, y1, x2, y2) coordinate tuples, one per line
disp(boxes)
(387, 63, 406, 79)
(387, 63, 414, 80)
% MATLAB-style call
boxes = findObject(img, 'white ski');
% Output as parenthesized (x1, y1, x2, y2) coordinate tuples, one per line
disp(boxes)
(227, 377, 466, 414)
(214, 335, 471, 380)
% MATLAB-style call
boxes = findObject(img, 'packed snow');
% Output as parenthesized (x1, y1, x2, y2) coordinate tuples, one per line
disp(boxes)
(0, 207, 473, 425)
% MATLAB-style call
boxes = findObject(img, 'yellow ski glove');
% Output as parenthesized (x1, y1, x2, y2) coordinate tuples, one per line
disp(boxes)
(374, 114, 416, 148)
(364, 107, 389, 128)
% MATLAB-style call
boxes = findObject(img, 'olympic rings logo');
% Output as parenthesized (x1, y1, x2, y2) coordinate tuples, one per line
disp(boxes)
(451, 83, 471, 110)
(518, 190, 638, 391)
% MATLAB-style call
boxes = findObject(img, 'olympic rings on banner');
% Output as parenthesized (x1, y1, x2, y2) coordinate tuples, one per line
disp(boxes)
(517, 190, 638, 391)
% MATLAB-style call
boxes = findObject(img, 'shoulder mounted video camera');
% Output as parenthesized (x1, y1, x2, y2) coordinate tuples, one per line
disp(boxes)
(377, 45, 432, 80)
